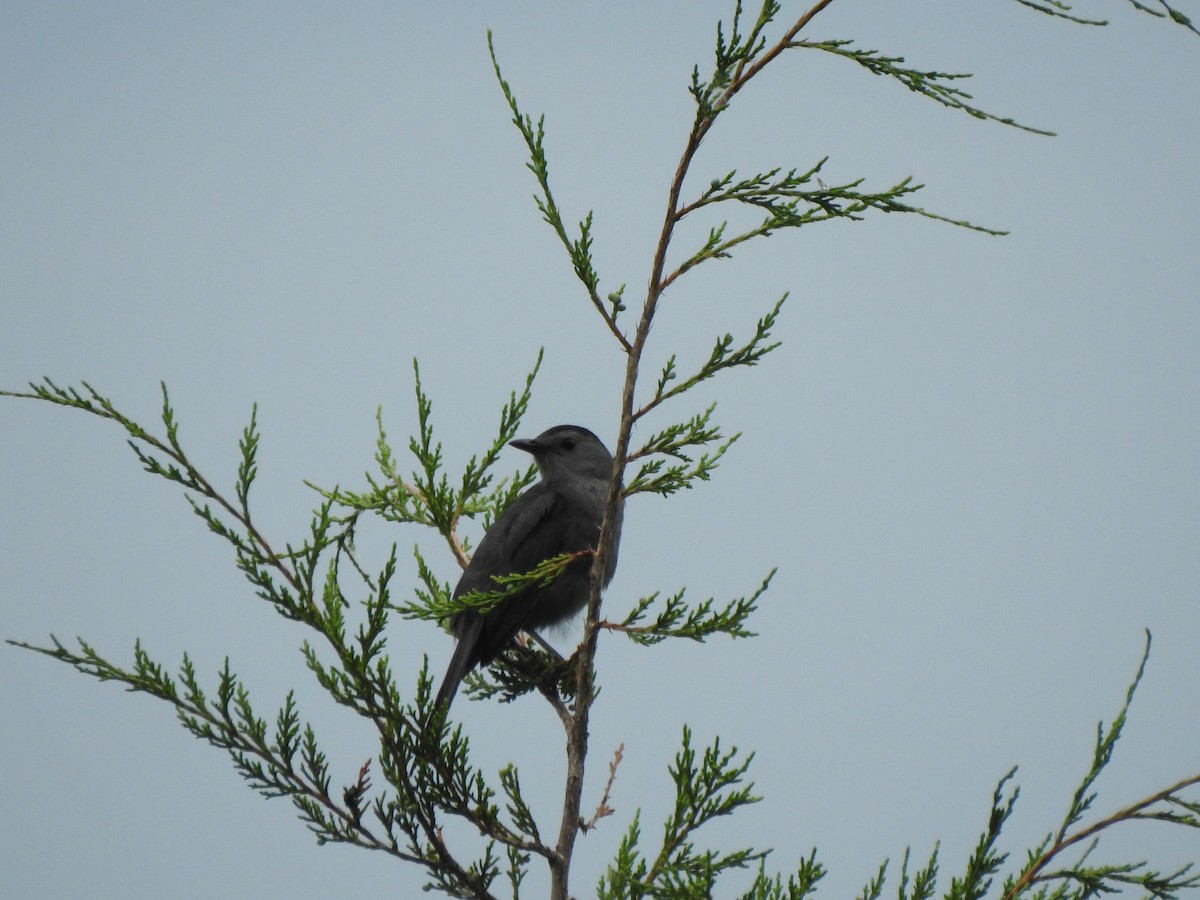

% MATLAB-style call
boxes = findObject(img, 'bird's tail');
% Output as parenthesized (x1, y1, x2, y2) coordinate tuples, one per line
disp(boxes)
(432, 617, 482, 713)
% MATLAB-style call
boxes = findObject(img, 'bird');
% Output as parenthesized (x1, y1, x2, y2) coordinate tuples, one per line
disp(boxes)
(432, 424, 623, 712)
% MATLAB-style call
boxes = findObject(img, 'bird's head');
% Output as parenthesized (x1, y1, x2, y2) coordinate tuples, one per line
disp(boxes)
(510, 425, 614, 485)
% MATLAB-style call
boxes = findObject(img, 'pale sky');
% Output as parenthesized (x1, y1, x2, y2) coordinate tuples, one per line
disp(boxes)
(3, 3, 1199, 898)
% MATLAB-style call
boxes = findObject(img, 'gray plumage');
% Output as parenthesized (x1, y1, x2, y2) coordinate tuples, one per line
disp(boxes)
(433, 425, 622, 711)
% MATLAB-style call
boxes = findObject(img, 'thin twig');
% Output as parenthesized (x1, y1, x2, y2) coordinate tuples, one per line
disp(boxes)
(581, 744, 624, 832)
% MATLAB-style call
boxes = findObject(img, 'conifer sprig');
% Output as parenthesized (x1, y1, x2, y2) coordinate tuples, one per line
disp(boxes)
(597, 726, 765, 896)
(486, 31, 630, 352)
(792, 40, 1053, 134)
(610, 570, 774, 645)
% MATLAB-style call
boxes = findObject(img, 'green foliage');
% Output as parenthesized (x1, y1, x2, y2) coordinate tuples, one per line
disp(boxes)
(949, 770, 1020, 900)
(625, 407, 740, 499)
(793, 40, 1052, 135)
(1000, 634, 1200, 900)
(1011, 0, 1108, 25)
(487, 31, 629, 351)
(5, 2, 1200, 898)
(598, 726, 767, 898)
(400, 550, 597, 629)
(313, 352, 543, 561)
(1108, 0, 1195, 34)
(2, 372, 565, 896)
(614, 571, 774, 645)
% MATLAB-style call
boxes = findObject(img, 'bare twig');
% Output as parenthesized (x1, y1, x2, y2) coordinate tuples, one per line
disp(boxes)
(581, 744, 625, 833)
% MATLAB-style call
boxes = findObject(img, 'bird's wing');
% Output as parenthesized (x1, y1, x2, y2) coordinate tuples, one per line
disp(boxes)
(435, 484, 559, 703)
(452, 482, 558, 601)
(435, 482, 605, 708)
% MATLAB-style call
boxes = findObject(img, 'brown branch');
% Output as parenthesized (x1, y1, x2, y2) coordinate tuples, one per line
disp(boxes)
(395, 480, 471, 570)
(726, 0, 838, 100)
(1003, 773, 1200, 900)
(551, 6, 842, 899)
(581, 744, 624, 833)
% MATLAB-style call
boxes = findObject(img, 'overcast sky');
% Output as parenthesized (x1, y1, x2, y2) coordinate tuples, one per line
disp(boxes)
(3, 3, 1198, 898)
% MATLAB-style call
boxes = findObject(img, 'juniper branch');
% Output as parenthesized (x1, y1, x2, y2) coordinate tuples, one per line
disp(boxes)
(790, 40, 1053, 134)
(487, 31, 630, 351)
(609, 571, 774, 645)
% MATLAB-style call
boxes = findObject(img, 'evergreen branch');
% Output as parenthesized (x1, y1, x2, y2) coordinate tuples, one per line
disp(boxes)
(669, 170, 1004, 287)
(1002, 634, 1200, 900)
(407, 358, 457, 543)
(644, 726, 766, 894)
(597, 811, 649, 897)
(236, 403, 259, 517)
(1005, 772, 1200, 900)
(638, 296, 786, 418)
(948, 768, 1020, 900)
(734, 852, 826, 900)
(3, 381, 303, 608)
(506, 844, 532, 900)
(411, 692, 555, 866)
(409, 543, 454, 621)
(791, 40, 1053, 134)
(1033, 858, 1200, 899)
(1011, 0, 1199, 34)
(3, 379, 525, 893)
(487, 32, 631, 350)
(692, 1, 838, 127)
(458, 350, 543, 527)
(610, 570, 773, 645)
(499, 764, 543, 844)
(624, 408, 739, 498)
(670, 3, 1027, 292)
(305, 412, 428, 535)
(1009, 0, 1109, 25)
(1138, 0, 1200, 35)
(456, 639, 574, 707)
(1119, 0, 1199, 35)
(630, 405, 725, 461)
(1055, 631, 1152, 843)
(4, 380, 195, 492)
(311, 354, 543, 578)
(599, 728, 768, 897)
(6, 635, 422, 862)
(395, 548, 593, 623)
(857, 859, 890, 900)
(332, 665, 532, 895)
(689, 1, 795, 121)
(718, 1, 776, 92)
(898, 845, 941, 900)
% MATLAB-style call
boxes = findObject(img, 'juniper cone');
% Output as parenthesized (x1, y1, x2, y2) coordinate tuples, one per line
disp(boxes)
(433, 425, 622, 710)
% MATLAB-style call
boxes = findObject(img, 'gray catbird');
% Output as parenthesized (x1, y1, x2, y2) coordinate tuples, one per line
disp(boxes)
(433, 425, 622, 710)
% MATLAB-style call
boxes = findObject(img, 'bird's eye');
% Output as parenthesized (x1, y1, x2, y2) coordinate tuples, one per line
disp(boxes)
(562, 437, 577, 450)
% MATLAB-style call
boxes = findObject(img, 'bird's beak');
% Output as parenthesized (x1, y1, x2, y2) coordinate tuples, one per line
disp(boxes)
(509, 437, 539, 454)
